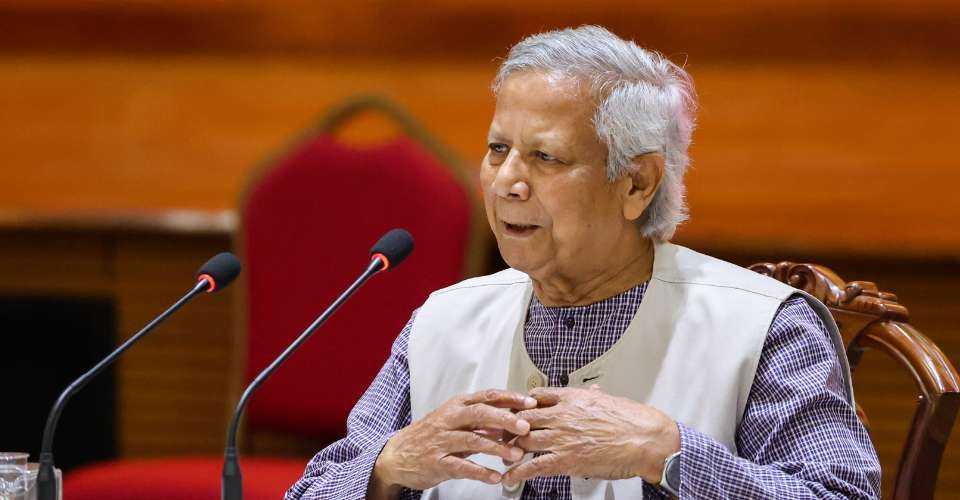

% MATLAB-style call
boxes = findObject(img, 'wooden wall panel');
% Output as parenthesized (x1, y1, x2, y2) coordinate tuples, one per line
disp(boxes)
(1, 57, 958, 256)
(0, 228, 235, 464)
(1, 1, 957, 62)
(0, 232, 112, 296)
(113, 235, 236, 457)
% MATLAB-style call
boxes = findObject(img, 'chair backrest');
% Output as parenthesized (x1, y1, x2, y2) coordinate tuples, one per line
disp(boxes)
(750, 261, 960, 500)
(238, 96, 488, 442)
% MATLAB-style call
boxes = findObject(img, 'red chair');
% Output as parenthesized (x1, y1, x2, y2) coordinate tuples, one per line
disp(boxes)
(65, 96, 490, 499)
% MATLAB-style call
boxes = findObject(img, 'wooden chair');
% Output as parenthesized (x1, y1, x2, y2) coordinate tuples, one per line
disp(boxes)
(750, 261, 960, 500)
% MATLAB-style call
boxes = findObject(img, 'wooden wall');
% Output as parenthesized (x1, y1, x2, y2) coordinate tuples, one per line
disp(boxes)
(2, 2, 959, 256)
(2, 1, 958, 497)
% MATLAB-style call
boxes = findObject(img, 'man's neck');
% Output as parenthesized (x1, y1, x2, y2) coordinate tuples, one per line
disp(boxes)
(532, 237, 655, 307)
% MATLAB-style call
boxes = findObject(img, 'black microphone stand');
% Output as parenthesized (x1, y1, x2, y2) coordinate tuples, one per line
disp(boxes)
(221, 257, 385, 500)
(36, 279, 211, 500)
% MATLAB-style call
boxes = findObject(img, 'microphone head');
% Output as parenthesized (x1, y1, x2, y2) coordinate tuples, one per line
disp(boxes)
(196, 252, 242, 292)
(370, 228, 414, 271)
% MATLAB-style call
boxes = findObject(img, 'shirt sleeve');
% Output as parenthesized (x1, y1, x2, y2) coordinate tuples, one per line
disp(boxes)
(285, 311, 422, 500)
(675, 296, 882, 499)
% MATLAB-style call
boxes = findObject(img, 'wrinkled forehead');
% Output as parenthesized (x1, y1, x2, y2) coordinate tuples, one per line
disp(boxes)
(490, 71, 599, 138)
(495, 70, 590, 107)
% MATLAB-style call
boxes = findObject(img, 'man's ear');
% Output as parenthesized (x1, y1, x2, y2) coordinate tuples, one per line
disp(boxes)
(621, 153, 664, 222)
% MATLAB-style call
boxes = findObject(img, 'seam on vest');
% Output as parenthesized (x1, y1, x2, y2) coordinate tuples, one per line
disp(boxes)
(652, 276, 789, 301)
(429, 279, 529, 297)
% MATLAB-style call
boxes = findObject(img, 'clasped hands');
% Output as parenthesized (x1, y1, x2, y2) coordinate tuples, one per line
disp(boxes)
(369, 387, 680, 497)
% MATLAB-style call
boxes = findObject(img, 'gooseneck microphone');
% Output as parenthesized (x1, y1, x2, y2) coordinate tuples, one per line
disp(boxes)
(221, 228, 414, 500)
(37, 252, 242, 500)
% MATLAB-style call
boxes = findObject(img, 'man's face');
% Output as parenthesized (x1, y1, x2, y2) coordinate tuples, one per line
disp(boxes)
(481, 71, 634, 281)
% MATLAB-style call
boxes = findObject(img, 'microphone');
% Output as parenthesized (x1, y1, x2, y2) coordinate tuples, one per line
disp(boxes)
(36, 252, 242, 500)
(221, 228, 414, 500)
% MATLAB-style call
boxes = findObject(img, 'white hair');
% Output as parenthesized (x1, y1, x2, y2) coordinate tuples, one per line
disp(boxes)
(493, 25, 698, 241)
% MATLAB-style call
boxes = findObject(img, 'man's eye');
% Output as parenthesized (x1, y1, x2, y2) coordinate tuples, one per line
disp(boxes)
(536, 151, 558, 162)
(488, 143, 509, 154)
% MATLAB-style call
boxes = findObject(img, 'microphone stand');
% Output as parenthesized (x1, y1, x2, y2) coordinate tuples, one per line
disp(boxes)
(37, 279, 211, 500)
(222, 257, 385, 500)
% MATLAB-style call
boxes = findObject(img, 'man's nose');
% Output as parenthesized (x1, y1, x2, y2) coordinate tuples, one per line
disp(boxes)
(492, 151, 530, 201)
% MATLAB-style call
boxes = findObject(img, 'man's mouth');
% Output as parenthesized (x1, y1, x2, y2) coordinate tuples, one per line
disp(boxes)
(502, 221, 540, 236)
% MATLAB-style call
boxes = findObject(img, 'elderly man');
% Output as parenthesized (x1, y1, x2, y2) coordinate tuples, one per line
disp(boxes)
(287, 26, 880, 499)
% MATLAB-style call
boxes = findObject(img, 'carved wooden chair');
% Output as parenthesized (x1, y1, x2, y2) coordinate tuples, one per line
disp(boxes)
(750, 262, 960, 500)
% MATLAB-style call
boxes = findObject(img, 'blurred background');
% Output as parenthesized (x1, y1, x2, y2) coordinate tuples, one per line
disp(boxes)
(1, 0, 958, 498)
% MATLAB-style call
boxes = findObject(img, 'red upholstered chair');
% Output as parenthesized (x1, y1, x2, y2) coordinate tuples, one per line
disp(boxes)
(65, 96, 490, 499)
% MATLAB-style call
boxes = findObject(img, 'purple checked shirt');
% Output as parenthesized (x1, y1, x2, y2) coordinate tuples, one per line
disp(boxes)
(286, 282, 881, 499)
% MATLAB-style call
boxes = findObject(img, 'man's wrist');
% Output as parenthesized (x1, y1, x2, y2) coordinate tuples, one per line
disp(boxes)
(629, 415, 681, 482)
(649, 419, 681, 479)
(368, 438, 402, 499)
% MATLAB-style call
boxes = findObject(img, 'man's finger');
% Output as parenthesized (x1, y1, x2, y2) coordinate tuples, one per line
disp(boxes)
(514, 429, 557, 453)
(514, 407, 557, 429)
(499, 429, 520, 466)
(473, 427, 506, 441)
(438, 455, 502, 485)
(464, 389, 538, 410)
(452, 403, 531, 435)
(502, 452, 564, 486)
(528, 387, 564, 407)
(445, 430, 525, 462)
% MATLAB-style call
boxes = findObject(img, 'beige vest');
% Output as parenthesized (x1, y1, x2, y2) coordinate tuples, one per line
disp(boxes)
(408, 242, 851, 499)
